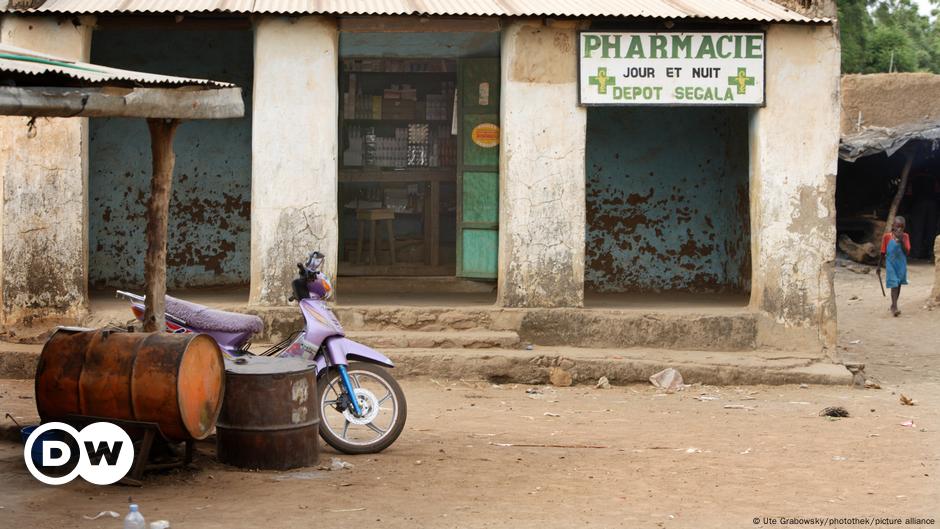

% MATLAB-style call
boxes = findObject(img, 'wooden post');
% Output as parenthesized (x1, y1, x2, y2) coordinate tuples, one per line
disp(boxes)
(143, 118, 181, 332)
(885, 150, 914, 235)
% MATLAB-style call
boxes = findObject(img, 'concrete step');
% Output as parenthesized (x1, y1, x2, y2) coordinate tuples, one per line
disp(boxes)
(335, 306, 518, 333)
(337, 276, 496, 295)
(382, 347, 853, 387)
(347, 330, 521, 350)
(241, 305, 521, 343)
(519, 309, 759, 351)
(0, 342, 850, 386)
(242, 305, 758, 352)
(0, 342, 41, 380)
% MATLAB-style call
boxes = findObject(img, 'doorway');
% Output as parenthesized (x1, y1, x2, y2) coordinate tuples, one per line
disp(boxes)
(336, 30, 500, 291)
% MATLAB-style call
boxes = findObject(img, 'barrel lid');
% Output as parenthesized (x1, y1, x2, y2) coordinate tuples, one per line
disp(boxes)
(224, 355, 316, 375)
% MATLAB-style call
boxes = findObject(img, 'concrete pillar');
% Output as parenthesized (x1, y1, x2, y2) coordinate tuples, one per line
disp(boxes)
(0, 15, 93, 327)
(250, 16, 338, 305)
(498, 20, 587, 308)
(748, 23, 841, 350)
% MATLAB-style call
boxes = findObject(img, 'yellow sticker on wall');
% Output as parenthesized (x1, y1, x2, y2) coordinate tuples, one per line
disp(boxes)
(471, 123, 500, 148)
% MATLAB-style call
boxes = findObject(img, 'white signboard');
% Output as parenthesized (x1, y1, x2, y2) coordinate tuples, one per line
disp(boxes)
(579, 32, 765, 106)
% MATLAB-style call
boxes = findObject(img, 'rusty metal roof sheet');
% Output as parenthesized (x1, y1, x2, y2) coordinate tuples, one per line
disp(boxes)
(0, 43, 235, 87)
(5, 0, 828, 23)
(841, 120, 940, 162)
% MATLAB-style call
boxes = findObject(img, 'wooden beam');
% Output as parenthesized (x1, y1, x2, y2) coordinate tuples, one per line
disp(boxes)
(143, 118, 181, 333)
(0, 86, 244, 119)
(886, 150, 915, 234)
(339, 169, 457, 183)
(339, 16, 500, 33)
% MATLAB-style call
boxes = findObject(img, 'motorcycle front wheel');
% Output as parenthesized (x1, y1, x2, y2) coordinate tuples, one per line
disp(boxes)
(316, 362, 407, 454)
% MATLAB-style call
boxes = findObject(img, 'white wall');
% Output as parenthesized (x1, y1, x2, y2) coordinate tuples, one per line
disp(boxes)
(498, 20, 587, 308)
(250, 16, 339, 305)
(749, 22, 841, 351)
(0, 15, 93, 327)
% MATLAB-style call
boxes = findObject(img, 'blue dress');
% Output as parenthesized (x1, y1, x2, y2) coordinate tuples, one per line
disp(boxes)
(884, 238, 908, 288)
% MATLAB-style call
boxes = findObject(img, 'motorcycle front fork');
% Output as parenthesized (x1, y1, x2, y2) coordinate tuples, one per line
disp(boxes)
(336, 364, 363, 417)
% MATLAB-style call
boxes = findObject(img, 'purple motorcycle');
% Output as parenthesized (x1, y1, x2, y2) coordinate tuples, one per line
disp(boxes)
(118, 251, 407, 454)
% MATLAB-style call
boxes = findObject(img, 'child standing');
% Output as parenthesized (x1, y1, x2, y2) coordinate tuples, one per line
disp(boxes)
(881, 216, 911, 317)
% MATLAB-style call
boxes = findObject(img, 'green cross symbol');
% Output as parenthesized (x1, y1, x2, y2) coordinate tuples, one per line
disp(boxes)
(728, 67, 755, 95)
(589, 67, 616, 94)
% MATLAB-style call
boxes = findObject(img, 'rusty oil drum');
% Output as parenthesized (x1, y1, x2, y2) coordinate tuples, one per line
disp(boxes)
(36, 329, 225, 442)
(216, 356, 319, 470)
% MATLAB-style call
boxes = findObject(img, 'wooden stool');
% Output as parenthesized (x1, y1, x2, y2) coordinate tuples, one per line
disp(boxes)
(356, 208, 397, 265)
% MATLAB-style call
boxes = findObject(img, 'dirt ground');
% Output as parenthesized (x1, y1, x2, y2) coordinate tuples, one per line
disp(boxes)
(835, 262, 939, 383)
(0, 266, 937, 529)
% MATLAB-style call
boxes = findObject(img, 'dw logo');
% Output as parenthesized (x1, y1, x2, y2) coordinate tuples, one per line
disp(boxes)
(24, 422, 134, 485)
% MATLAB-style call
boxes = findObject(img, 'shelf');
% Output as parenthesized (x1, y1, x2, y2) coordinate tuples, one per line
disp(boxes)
(342, 207, 426, 215)
(343, 70, 456, 75)
(339, 168, 457, 183)
(344, 118, 451, 124)
(338, 263, 456, 277)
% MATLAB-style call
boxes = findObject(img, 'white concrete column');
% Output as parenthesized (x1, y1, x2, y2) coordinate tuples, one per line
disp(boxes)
(748, 23, 840, 350)
(498, 20, 587, 308)
(0, 15, 93, 327)
(250, 16, 339, 305)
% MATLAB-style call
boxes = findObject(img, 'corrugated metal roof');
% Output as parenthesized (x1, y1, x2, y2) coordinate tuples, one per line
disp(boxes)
(5, 0, 829, 23)
(0, 43, 235, 87)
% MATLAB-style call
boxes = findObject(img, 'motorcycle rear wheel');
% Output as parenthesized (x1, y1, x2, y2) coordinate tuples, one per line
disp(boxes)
(316, 362, 407, 454)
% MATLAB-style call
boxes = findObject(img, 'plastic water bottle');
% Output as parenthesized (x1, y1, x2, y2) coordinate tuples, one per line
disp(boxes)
(124, 504, 146, 529)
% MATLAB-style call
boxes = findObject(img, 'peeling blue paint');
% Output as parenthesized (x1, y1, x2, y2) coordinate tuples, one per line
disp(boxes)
(585, 107, 750, 293)
(88, 29, 252, 289)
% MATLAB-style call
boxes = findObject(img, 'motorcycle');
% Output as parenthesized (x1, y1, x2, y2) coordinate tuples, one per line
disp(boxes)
(117, 251, 406, 454)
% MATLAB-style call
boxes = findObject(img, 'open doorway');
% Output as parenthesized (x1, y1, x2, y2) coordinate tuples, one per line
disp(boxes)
(584, 106, 751, 309)
(336, 29, 500, 302)
(837, 142, 939, 264)
(338, 57, 460, 276)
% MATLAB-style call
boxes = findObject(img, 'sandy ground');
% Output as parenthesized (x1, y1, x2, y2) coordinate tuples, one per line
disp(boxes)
(835, 262, 938, 383)
(0, 266, 937, 529)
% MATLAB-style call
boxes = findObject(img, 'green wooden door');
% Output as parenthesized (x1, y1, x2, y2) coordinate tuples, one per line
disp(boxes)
(457, 58, 500, 279)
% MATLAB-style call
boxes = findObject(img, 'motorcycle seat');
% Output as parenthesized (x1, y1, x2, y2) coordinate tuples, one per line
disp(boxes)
(165, 295, 264, 334)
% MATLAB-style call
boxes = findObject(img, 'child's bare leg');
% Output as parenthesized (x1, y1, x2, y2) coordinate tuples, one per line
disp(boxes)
(891, 287, 901, 316)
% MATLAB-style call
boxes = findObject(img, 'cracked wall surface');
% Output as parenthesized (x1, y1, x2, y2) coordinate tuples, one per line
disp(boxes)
(498, 20, 587, 308)
(250, 16, 339, 305)
(749, 23, 840, 350)
(0, 15, 92, 326)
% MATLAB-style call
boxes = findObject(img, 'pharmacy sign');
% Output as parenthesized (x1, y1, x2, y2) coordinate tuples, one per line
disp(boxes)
(579, 32, 765, 106)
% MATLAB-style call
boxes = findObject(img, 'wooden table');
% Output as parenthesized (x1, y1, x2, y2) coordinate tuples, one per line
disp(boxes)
(340, 169, 454, 270)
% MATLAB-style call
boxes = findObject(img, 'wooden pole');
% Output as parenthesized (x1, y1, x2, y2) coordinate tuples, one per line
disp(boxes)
(885, 150, 914, 235)
(930, 236, 940, 307)
(143, 118, 181, 332)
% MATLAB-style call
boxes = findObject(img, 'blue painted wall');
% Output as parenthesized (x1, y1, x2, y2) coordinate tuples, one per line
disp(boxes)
(585, 107, 750, 293)
(89, 29, 252, 288)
